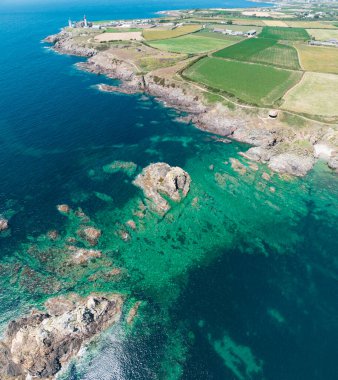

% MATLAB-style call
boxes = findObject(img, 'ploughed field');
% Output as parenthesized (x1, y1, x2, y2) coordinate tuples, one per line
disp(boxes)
(183, 57, 302, 106)
(148, 34, 240, 54)
(213, 37, 300, 70)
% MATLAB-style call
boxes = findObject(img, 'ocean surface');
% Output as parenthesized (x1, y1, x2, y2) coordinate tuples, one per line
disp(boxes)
(0, 1, 338, 379)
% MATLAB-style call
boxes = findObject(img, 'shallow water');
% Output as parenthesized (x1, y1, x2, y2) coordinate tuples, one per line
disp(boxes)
(0, 1, 338, 379)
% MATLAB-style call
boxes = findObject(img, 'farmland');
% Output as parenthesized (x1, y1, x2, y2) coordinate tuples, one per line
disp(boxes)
(213, 38, 300, 70)
(143, 25, 201, 41)
(306, 29, 338, 41)
(296, 44, 338, 74)
(183, 57, 302, 106)
(282, 72, 338, 117)
(259, 26, 310, 41)
(148, 34, 239, 54)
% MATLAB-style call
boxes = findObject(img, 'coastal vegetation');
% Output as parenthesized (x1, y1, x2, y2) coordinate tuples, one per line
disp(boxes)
(213, 37, 300, 70)
(183, 57, 302, 106)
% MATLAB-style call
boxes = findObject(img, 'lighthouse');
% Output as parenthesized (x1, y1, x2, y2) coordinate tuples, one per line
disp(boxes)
(68, 18, 72, 28)
(84, 15, 88, 28)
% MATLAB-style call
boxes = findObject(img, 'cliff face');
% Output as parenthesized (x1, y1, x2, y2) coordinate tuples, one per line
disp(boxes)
(0, 293, 123, 380)
(43, 29, 338, 177)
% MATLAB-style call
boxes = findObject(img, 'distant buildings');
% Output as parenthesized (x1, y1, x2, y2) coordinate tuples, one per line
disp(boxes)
(309, 39, 338, 47)
(213, 28, 256, 37)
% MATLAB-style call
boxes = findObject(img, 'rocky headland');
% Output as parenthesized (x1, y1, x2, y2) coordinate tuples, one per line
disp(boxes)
(0, 293, 123, 380)
(44, 28, 338, 177)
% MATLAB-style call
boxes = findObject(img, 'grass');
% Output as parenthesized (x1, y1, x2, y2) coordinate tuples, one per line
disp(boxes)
(184, 57, 302, 106)
(196, 30, 245, 41)
(259, 26, 310, 41)
(143, 25, 201, 41)
(282, 72, 338, 117)
(148, 34, 240, 54)
(104, 28, 142, 33)
(286, 21, 338, 29)
(306, 29, 338, 41)
(296, 44, 338, 74)
(213, 38, 300, 70)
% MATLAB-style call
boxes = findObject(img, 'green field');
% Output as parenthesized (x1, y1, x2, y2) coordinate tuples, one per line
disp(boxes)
(213, 38, 300, 69)
(259, 27, 310, 41)
(148, 34, 240, 54)
(184, 57, 302, 106)
(143, 25, 201, 41)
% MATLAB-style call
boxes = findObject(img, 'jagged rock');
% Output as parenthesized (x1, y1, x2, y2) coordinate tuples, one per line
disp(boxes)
(262, 172, 271, 181)
(328, 154, 338, 172)
(232, 127, 277, 147)
(0, 218, 9, 231)
(133, 163, 191, 215)
(240, 147, 273, 162)
(77, 227, 102, 246)
(67, 246, 102, 264)
(268, 153, 315, 177)
(47, 230, 59, 241)
(0, 293, 123, 379)
(126, 220, 137, 230)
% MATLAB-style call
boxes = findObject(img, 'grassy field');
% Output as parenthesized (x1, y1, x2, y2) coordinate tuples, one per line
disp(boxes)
(282, 72, 338, 117)
(196, 30, 245, 41)
(184, 57, 302, 106)
(148, 34, 240, 54)
(260, 26, 310, 41)
(104, 28, 142, 33)
(263, 20, 289, 27)
(143, 25, 201, 41)
(213, 38, 300, 70)
(286, 21, 338, 29)
(306, 29, 338, 41)
(296, 44, 338, 74)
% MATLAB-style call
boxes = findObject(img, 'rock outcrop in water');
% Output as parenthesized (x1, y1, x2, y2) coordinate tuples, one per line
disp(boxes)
(0, 293, 123, 380)
(268, 153, 315, 177)
(0, 218, 9, 231)
(133, 163, 191, 215)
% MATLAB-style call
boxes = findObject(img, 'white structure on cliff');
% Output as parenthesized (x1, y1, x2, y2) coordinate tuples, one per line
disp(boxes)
(68, 18, 72, 28)
(84, 15, 88, 28)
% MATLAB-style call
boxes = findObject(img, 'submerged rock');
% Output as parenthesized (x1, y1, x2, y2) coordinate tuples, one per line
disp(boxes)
(0, 218, 9, 231)
(77, 226, 102, 246)
(67, 246, 102, 264)
(102, 160, 138, 177)
(0, 293, 123, 379)
(57, 204, 70, 214)
(133, 163, 191, 215)
(328, 154, 338, 172)
(268, 153, 314, 177)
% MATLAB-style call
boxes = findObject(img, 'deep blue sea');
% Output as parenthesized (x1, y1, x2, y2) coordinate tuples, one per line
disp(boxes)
(0, 1, 338, 380)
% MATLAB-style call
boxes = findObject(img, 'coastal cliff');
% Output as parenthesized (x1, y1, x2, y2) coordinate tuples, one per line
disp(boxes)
(43, 29, 338, 177)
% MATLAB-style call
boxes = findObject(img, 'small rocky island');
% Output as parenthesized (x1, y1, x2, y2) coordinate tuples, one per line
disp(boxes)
(133, 163, 191, 215)
(0, 293, 123, 379)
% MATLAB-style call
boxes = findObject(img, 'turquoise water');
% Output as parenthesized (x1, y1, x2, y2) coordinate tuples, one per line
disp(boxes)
(0, 1, 338, 379)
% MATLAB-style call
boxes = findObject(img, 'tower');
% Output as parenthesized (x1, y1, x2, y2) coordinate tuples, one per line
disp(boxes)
(84, 15, 88, 28)
(68, 18, 72, 28)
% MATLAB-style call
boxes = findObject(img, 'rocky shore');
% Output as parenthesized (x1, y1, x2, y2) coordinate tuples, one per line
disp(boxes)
(43, 29, 337, 178)
(0, 293, 123, 380)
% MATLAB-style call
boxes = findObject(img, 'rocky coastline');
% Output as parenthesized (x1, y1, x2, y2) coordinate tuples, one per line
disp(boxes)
(43, 29, 338, 177)
(0, 293, 124, 380)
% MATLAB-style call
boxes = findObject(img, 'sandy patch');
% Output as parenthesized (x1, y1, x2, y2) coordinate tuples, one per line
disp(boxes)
(263, 20, 289, 27)
(94, 32, 143, 42)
